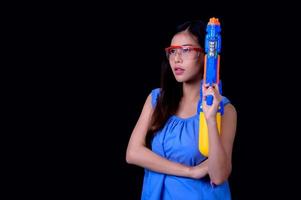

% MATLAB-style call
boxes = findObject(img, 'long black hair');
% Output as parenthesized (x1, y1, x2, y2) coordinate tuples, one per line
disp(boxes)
(148, 20, 206, 139)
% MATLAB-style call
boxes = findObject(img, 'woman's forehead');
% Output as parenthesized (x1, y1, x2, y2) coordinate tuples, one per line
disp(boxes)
(171, 32, 199, 46)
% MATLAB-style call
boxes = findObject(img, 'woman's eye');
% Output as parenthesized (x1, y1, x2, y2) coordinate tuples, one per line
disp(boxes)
(182, 48, 191, 53)
(169, 49, 177, 54)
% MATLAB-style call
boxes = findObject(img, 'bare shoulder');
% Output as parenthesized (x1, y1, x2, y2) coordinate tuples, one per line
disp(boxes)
(135, 93, 154, 129)
(224, 103, 237, 119)
(127, 93, 154, 148)
(222, 103, 237, 130)
(143, 93, 153, 113)
(221, 103, 237, 157)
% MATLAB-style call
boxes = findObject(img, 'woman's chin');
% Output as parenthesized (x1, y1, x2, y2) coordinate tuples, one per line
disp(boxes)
(174, 77, 185, 82)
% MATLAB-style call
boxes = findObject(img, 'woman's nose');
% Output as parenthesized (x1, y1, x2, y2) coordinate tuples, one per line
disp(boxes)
(174, 51, 182, 63)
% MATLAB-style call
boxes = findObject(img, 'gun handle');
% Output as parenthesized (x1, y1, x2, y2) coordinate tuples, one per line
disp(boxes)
(199, 112, 222, 157)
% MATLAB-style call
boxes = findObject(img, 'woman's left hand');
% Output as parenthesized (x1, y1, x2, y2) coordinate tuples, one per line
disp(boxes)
(202, 83, 222, 121)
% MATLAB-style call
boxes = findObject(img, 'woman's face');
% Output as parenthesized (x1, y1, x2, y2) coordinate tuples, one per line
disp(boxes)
(168, 31, 204, 83)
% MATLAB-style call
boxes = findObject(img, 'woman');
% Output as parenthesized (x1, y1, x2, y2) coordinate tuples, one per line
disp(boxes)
(126, 20, 237, 200)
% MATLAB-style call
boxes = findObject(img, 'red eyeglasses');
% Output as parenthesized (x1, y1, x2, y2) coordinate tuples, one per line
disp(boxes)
(165, 45, 203, 59)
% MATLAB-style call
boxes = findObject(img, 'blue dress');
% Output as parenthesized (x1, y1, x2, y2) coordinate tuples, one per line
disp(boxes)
(141, 88, 232, 200)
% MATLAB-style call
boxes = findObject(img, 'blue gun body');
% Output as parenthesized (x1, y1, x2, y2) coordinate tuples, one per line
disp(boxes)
(198, 18, 224, 156)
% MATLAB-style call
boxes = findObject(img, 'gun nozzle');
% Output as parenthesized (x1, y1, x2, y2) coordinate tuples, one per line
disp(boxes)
(209, 17, 220, 25)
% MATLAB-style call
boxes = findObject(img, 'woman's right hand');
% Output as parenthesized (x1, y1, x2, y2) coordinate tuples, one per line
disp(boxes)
(189, 159, 209, 179)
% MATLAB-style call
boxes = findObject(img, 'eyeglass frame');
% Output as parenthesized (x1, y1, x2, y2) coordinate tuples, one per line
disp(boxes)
(165, 45, 203, 59)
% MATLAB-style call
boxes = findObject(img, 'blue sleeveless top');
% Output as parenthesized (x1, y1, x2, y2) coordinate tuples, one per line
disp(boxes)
(141, 88, 232, 200)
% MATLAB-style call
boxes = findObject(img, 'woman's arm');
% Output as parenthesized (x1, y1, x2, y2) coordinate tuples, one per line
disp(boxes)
(207, 103, 237, 185)
(202, 84, 237, 185)
(126, 94, 207, 179)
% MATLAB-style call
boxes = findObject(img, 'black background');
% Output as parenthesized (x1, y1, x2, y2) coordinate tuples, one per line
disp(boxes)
(10, 1, 300, 199)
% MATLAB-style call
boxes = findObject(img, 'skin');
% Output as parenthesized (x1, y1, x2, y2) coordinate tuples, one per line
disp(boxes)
(126, 30, 237, 185)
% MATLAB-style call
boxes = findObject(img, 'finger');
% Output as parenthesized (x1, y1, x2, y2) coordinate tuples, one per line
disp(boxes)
(207, 87, 221, 104)
(209, 84, 220, 97)
(207, 86, 215, 95)
(202, 82, 206, 90)
(203, 94, 206, 101)
(202, 97, 208, 108)
(202, 83, 207, 96)
(211, 90, 222, 104)
(204, 83, 210, 87)
(212, 84, 222, 99)
(211, 87, 219, 97)
(203, 83, 210, 90)
(213, 83, 219, 92)
(203, 89, 211, 98)
(212, 83, 219, 91)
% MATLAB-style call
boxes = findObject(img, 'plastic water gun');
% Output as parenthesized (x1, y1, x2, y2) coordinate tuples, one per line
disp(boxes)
(197, 17, 224, 157)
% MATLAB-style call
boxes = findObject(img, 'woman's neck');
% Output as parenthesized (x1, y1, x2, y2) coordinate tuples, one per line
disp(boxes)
(182, 79, 202, 102)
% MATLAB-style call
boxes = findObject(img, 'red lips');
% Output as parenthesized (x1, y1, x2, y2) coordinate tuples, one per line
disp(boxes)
(174, 66, 185, 75)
